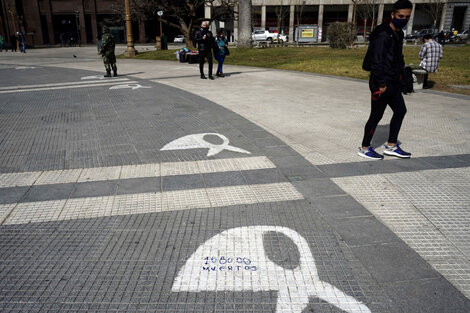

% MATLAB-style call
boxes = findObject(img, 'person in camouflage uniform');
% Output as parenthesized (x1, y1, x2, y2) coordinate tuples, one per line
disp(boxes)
(99, 25, 117, 77)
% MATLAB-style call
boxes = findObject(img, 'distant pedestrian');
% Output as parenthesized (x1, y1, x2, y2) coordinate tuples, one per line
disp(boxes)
(19, 32, 25, 53)
(359, 0, 413, 160)
(99, 25, 117, 77)
(0, 34, 4, 51)
(194, 21, 214, 80)
(10, 34, 16, 51)
(60, 32, 65, 47)
(214, 30, 228, 77)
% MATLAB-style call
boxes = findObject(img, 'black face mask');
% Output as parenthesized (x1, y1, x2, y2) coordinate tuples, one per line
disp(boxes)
(392, 17, 408, 29)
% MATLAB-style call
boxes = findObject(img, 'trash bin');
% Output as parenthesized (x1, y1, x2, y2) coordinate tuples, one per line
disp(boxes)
(161, 35, 168, 50)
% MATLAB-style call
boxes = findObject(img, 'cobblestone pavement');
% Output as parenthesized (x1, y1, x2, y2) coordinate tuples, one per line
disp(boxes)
(0, 47, 469, 312)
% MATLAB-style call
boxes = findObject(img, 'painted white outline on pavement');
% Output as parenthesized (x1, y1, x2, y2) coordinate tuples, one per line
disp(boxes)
(0, 78, 130, 91)
(81, 75, 106, 80)
(161, 133, 251, 157)
(109, 84, 151, 90)
(0, 81, 138, 94)
(15, 66, 37, 69)
(172, 226, 371, 313)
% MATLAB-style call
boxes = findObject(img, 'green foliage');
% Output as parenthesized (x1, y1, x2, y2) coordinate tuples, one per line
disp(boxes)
(327, 22, 355, 49)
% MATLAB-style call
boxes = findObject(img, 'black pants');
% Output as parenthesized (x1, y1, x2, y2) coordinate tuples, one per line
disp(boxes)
(199, 50, 213, 76)
(362, 80, 407, 147)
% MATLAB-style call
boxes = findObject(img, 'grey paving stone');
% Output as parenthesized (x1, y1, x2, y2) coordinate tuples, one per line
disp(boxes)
(116, 177, 161, 195)
(161, 174, 204, 192)
(350, 242, 440, 283)
(22, 183, 75, 202)
(293, 178, 347, 199)
(202, 171, 247, 188)
(316, 162, 366, 178)
(268, 155, 326, 179)
(240, 168, 288, 185)
(0, 186, 29, 204)
(386, 277, 470, 313)
(313, 194, 372, 219)
(71, 180, 118, 198)
(329, 216, 402, 246)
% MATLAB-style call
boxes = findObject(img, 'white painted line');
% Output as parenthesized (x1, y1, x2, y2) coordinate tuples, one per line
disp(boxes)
(2, 182, 303, 225)
(0, 156, 276, 188)
(0, 78, 130, 90)
(0, 81, 139, 94)
(109, 84, 151, 90)
(172, 226, 371, 313)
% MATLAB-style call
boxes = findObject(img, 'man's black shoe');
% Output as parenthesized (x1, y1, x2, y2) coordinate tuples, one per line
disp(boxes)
(104, 70, 111, 77)
(209, 76, 215, 80)
(201, 75, 207, 79)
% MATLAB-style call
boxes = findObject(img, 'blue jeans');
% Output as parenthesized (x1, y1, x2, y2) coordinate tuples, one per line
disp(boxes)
(215, 54, 225, 74)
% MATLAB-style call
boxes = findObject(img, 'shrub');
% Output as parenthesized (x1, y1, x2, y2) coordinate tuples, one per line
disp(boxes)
(328, 22, 355, 49)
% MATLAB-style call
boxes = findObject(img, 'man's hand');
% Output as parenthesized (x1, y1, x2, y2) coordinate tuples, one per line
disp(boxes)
(379, 86, 387, 94)
(203, 35, 207, 40)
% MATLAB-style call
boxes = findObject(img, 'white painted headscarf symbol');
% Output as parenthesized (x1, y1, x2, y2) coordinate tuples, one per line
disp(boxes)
(161, 133, 251, 157)
(172, 226, 371, 313)
(109, 84, 151, 90)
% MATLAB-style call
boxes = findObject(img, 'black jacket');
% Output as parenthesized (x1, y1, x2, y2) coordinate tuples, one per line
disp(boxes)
(194, 28, 214, 52)
(369, 23, 405, 87)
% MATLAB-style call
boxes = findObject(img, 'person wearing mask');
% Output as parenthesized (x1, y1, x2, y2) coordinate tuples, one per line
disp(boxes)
(214, 30, 228, 77)
(194, 21, 215, 80)
(419, 34, 443, 88)
(358, 0, 413, 160)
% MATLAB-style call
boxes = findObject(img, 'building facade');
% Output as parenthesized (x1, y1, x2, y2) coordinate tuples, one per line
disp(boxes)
(1, 0, 469, 46)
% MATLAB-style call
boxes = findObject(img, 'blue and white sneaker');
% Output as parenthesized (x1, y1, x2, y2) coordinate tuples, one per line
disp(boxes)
(358, 147, 384, 160)
(383, 143, 411, 158)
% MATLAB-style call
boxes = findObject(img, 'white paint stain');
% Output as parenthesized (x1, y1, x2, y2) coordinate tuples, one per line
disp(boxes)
(109, 84, 151, 90)
(161, 133, 251, 157)
(81, 75, 105, 80)
(172, 226, 371, 313)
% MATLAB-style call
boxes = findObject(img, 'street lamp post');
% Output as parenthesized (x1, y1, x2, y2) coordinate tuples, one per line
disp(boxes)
(124, 0, 137, 56)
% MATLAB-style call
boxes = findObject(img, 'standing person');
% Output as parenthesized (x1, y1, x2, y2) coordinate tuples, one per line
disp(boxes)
(0, 34, 4, 51)
(19, 32, 25, 53)
(10, 34, 16, 52)
(194, 21, 215, 80)
(358, 0, 413, 160)
(99, 26, 117, 77)
(214, 31, 228, 77)
(437, 30, 445, 45)
(419, 34, 443, 88)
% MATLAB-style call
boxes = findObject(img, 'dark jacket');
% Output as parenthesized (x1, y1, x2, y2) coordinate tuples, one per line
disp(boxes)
(194, 28, 214, 52)
(369, 23, 405, 87)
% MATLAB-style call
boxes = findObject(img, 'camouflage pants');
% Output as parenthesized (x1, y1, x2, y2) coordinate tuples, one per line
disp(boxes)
(103, 54, 117, 72)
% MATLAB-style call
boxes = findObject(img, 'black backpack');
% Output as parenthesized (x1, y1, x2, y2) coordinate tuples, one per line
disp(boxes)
(401, 66, 414, 94)
(362, 41, 374, 71)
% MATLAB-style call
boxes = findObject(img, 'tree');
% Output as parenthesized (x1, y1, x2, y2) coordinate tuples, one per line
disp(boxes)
(274, 0, 289, 39)
(114, 0, 237, 47)
(238, 0, 252, 47)
(422, 0, 444, 30)
(356, 0, 377, 38)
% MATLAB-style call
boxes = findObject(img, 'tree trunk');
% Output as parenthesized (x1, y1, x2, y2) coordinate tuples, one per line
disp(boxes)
(238, 0, 252, 47)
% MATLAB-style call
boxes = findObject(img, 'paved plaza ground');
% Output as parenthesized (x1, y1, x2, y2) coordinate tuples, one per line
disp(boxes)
(0, 46, 469, 312)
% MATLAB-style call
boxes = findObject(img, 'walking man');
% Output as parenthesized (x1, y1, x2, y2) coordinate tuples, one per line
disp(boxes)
(419, 34, 443, 88)
(194, 21, 214, 80)
(99, 26, 117, 77)
(358, 0, 413, 160)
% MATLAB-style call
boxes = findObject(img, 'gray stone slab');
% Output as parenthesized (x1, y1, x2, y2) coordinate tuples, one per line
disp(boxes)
(293, 178, 347, 199)
(202, 171, 247, 188)
(161, 174, 204, 192)
(350, 242, 440, 283)
(420, 154, 468, 169)
(240, 168, 288, 185)
(314, 195, 372, 219)
(23, 184, 75, 202)
(268, 155, 326, 179)
(387, 277, 470, 313)
(116, 177, 161, 195)
(71, 180, 118, 198)
(316, 162, 366, 178)
(0, 187, 29, 204)
(330, 216, 401, 246)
